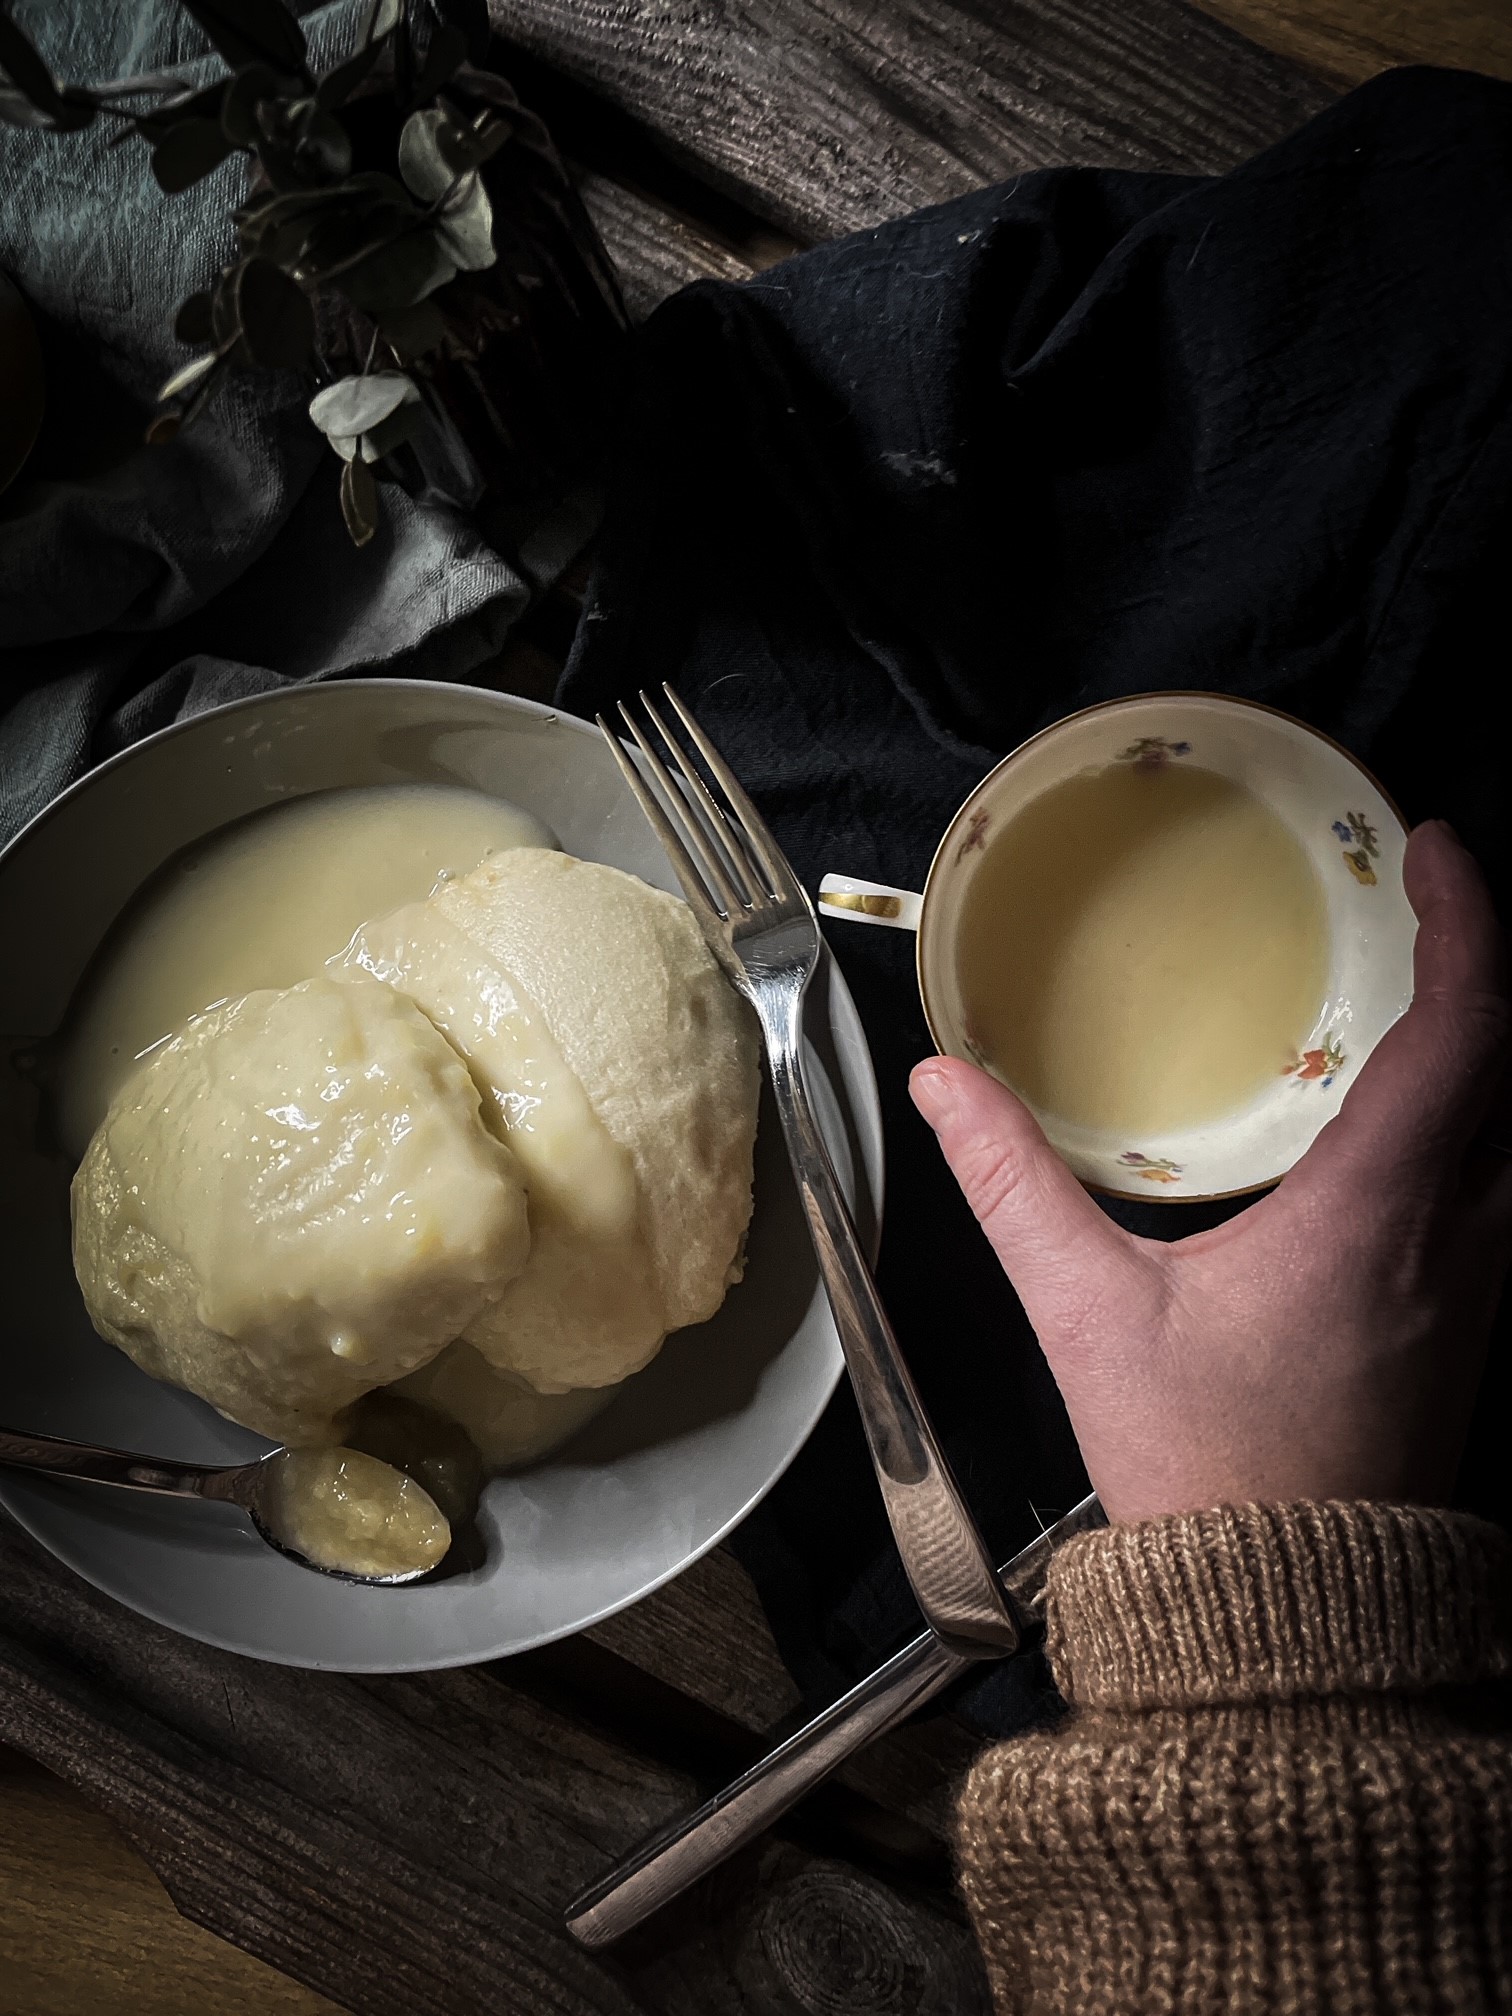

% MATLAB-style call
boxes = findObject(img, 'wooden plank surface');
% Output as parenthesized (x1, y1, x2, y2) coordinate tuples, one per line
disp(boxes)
(0, 1746, 341, 2016)
(0, 1519, 988, 2016)
(1193, 0, 1512, 84)
(490, 0, 1334, 246)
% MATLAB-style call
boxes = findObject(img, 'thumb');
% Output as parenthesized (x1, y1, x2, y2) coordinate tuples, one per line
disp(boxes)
(910, 1056, 1139, 1335)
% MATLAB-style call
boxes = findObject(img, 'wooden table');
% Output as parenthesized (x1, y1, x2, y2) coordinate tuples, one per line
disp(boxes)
(4, 3, 1509, 2012)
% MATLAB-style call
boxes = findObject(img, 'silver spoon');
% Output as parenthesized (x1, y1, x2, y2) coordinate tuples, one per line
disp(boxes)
(0, 1424, 446, 1585)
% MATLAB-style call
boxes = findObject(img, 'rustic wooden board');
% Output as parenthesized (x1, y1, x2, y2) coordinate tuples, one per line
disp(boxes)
(1192, 0, 1512, 86)
(0, 1746, 342, 2016)
(0, 1519, 988, 2016)
(577, 172, 756, 320)
(491, 0, 1335, 245)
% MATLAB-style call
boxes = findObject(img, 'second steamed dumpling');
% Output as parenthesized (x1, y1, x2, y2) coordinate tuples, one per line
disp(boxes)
(342, 848, 761, 1392)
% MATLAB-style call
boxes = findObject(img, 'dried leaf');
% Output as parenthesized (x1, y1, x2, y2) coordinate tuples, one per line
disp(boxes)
(158, 350, 220, 403)
(234, 257, 314, 367)
(340, 453, 379, 545)
(412, 22, 466, 104)
(178, 0, 308, 77)
(152, 115, 235, 193)
(145, 410, 183, 445)
(174, 290, 215, 345)
(309, 369, 415, 438)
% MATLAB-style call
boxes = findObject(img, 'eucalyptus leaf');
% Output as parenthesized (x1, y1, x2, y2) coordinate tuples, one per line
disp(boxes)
(211, 264, 244, 348)
(0, 81, 54, 128)
(255, 96, 352, 186)
(178, 0, 308, 77)
(412, 22, 465, 104)
(434, 171, 494, 272)
(152, 115, 235, 193)
(438, 112, 510, 175)
(429, 0, 490, 65)
(128, 77, 227, 142)
(295, 201, 407, 278)
(327, 432, 359, 461)
(315, 35, 380, 110)
(175, 361, 226, 431)
(174, 290, 215, 344)
(360, 395, 422, 462)
(397, 105, 453, 202)
(335, 227, 456, 312)
(221, 60, 294, 145)
(89, 66, 207, 100)
(158, 349, 220, 403)
(309, 370, 415, 439)
(377, 296, 448, 360)
(340, 453, 379, 546)
(235, 257, 314, 367)
(362, 0, 404, 45)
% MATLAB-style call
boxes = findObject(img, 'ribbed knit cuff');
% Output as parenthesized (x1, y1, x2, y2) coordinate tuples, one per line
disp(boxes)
(1047, 1502, 1512, 1711)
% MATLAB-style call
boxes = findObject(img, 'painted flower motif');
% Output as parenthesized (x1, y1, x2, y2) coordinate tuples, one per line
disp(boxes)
(1334, 811, 1380, 886)
(1282, 1033, 1346, 1088)
(1118, 1150, 1183, 1184)
(1117, 736, 1193, 773)
(956, 808, 991, 862)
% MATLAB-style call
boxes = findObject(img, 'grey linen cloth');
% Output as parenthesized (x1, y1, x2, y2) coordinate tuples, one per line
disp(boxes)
(0, 0, 584, 846)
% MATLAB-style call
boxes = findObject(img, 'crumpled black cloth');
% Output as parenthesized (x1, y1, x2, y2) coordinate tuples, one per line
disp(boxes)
(560, 65, 1512, 1734)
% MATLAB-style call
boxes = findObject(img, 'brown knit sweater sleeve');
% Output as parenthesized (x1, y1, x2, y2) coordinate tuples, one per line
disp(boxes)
(956, 1503, 1512, 2014)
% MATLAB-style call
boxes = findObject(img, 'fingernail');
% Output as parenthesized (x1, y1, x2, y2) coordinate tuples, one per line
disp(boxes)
(910, 1060, 958, 1129)
(1422, 817, 1464, 848)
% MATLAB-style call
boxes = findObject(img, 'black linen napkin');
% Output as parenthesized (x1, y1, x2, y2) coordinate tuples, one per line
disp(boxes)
(559, 66, 1512, 1735)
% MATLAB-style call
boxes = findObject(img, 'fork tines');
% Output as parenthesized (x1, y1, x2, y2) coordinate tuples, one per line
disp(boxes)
(597, 686, 795, 923)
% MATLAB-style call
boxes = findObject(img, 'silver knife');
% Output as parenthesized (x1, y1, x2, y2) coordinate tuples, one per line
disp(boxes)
(564, 1491, 1104, 1946)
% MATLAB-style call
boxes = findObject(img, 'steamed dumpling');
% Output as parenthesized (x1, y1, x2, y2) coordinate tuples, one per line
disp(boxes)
(341, 848, 760, 1391)
(71, 976, 531, 1445)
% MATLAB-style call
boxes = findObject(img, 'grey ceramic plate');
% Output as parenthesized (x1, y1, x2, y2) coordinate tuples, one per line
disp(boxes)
(0, 681, 882, 1672)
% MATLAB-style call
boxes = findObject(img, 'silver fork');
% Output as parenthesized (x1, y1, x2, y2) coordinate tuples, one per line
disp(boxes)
(599, 686, 1020, 1660)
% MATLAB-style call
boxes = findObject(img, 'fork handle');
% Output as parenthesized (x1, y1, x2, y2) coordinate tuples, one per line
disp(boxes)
(762, 997, 1022, 1657)
(564, 1492, 1104, 1947)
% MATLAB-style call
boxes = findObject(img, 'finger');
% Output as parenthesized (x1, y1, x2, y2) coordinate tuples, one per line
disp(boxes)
(910, 1057, 1144, 1334)
(1294, 821, 1511, 1194)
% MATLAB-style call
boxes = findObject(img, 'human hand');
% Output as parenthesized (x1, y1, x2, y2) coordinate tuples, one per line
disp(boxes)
(910, 821, 1512, 1522)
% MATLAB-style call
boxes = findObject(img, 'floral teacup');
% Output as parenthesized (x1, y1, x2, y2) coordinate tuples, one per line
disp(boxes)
(819, 693, 1414, 1202)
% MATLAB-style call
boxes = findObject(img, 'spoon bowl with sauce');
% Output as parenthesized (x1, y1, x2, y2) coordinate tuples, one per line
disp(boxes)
(0, 1426, 451, 1586)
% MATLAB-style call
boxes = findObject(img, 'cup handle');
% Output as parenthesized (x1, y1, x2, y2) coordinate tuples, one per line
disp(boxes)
(817, 875, 923, 932)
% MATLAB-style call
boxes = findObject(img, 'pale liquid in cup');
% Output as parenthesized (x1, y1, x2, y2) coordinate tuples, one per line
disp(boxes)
(955, 762, 1329, 1137)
